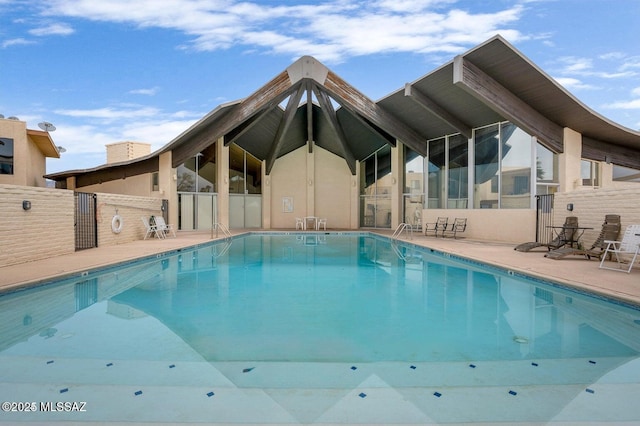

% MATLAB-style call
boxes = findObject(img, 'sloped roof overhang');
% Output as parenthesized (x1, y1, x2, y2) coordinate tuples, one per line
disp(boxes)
(27, 129, 60, 158)
(45, 36, 640, 185)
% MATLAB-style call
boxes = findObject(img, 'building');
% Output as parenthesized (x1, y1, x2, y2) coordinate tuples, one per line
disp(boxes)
(0, 116, 60, 187)
(45, 36, 640, 243)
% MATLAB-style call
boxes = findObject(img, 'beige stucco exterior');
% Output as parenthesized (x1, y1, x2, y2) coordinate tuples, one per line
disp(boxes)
(106, 141, 151, 164)
(0, 118, 58, 188)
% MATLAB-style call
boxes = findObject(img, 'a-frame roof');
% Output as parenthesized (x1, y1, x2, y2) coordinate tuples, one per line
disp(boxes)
(46, 35, 640, 185)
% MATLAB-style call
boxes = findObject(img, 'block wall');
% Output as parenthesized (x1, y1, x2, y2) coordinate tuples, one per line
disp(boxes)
(96, 193, 164, 246)
(0, 184, 75, 267)
(0, 185, 166, 267)
(553, 187, 640, 244)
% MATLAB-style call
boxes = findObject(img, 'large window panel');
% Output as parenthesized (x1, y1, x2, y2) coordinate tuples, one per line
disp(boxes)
(428, 138, 445, 208)
(447, 134, 468, 209)
(359, 146, 392, 228)
(404, 146, 424, 227)
(500, 123, 532, 208)
(474, 125, 499, 209)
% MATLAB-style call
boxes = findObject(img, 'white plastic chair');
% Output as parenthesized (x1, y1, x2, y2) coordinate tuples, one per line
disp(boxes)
(141, 216, 164, 239)
(316, 218, 327, 230)
(154, 216, 176, 238)
(295, 217, 304, 230)
(599, 224, 640, 273)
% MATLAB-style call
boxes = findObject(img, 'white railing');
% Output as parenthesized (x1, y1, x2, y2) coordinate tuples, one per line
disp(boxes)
(391, 222, 413, 240)
(211, 222, 232, 240)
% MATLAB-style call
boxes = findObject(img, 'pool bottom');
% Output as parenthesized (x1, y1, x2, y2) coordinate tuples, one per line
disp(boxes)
(2, 355, 639, 424)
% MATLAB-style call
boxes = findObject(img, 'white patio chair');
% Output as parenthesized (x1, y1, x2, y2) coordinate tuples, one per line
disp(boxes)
(295, 217, 304, 230)
(316, 218, 327, 230)
(141, 216, 164, 240)
(154, 216, 176, 238)
(599, 224, 640, 273)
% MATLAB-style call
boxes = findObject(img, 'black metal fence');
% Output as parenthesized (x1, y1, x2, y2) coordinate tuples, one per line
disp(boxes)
(74, 192, 97, 250)
(535, 194, 554, 244)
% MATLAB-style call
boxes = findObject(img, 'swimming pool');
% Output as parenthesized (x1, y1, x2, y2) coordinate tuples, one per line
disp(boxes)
(1, 232, 640, 424)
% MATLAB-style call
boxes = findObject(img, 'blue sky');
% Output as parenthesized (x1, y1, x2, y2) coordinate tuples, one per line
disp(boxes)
(2, 0, 639, 174)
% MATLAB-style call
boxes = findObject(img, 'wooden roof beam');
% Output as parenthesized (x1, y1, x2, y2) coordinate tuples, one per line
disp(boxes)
(306, 80, 314, 153)
(404, 84, 472, 139)
(453, 55, 563, 153)
(582, 136, 640, 170)
(312, 83, 357, 174)
(224, 107, 275, 146)
(265, 83, 306, 175)
(321, 70, 427, 156)
(173, 70, 297, 165)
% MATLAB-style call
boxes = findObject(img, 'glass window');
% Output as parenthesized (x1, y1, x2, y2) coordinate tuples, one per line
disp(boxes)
(581, 159, 600, 187)
(177, 145, 217, 193)
(536, 143, 557, 183)
(229, 144, 262, 194)
(360, 146, 392, 228)
(404, 146, 424, 226)
(500, 123, 531, 208)
(151, 172, 159, 192)
(535, 142, 559, 195)
(0, 137, 14, 175)
(447, 134, 468, 209)
(613, 165, 640, 183)
(427, 138, 445, 208)
(474, 125, 499, 209)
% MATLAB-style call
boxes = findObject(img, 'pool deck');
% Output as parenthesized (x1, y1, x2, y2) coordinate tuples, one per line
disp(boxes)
(0, 229, 638, 306)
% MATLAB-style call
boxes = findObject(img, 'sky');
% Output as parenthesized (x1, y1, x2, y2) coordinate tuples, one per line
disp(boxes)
(1, 0, 639, 174)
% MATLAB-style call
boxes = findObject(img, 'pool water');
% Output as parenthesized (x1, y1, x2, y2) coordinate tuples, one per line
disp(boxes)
(1, 233, 640, 424)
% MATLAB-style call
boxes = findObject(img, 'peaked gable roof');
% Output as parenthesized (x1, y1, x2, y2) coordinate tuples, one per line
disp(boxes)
(46, 36, 640, 185)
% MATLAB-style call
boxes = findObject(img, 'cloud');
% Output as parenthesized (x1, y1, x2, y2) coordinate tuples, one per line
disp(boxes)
(28, 22, 74, 36)
(45, 104, 202, 158)
(41, 0, 528, 62)
(553, 77, 597, 91)
(555, 55, 638, 83)
(129, 87, 160, 96)
(1, 37, 34, 48)
(55, 106, 161, 121)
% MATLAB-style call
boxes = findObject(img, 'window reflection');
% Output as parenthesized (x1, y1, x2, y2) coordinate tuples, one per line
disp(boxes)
(0, 137, 14, 175)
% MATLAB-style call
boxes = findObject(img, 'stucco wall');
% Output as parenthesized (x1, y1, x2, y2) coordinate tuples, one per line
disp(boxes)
(269, 145, 353, 229)
(422, 208, 536, 244)
(82, 174, 156, 197)
(0, 184, 75, 267)
(552, 187, 640, 245)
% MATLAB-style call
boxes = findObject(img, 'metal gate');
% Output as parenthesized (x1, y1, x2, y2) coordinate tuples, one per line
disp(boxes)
(75, 192, 97, 250)
(535, 194, 554, 244)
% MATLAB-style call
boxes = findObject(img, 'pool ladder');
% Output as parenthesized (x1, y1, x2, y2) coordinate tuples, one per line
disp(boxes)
(391, 222, 413, 240)
(212, 222, 232, 240)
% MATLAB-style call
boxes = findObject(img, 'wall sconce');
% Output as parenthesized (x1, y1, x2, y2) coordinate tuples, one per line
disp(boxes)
(172, 173, 177, 181)
(22, 200, 31, 210)
(566, 203, 574, 212)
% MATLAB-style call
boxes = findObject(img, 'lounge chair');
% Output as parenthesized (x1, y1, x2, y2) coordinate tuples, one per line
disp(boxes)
(599, 224, 640, 273)
(514, 216, 578, 252)
(425, 217, 448, 237)
(142, 216, 164, 240)
(154, 216, 176, 238)
(442, 218, 467, 239)
(545, 215, 621, 260)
